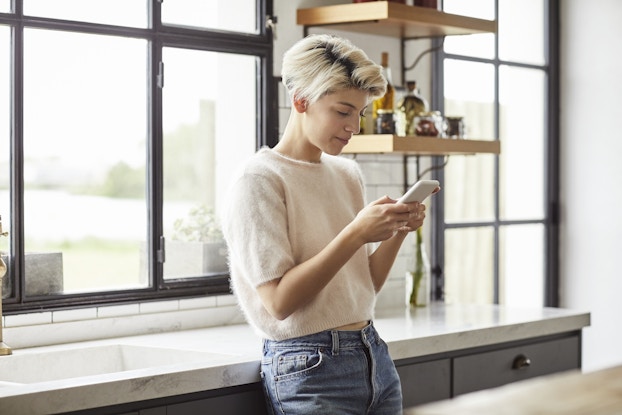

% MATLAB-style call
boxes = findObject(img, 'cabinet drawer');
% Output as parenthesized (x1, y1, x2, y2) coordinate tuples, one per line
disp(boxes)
(453, 335, 580, 396)
(396, 359, 451, 407)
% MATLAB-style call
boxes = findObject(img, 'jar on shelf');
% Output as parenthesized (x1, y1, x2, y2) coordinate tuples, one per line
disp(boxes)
(397, 80, 429, 136)
(414, 0, 438, 8)
(445, 116, 465, 139)
(414, 111, 444, 137)
(353, 0, 406, 3)
(375, 109, 396, 134)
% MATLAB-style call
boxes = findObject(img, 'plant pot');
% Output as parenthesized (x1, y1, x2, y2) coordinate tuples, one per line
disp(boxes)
(1, 252, 65, 298)
(164, 240, 228, 278)
(25, 252, 64, 296)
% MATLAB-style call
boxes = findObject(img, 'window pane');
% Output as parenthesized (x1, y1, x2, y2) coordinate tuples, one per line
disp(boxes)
(443, 0, 495, 20)
(444, 227, 494, 304)
(499, 0, 545, 65)
(499, 224, 544, 307)
(162, 0, 258, 34)
(444, 33, 495, 60)
(0, 26, 9, 298)
(23, 29, 148, 295)
(444, 59, 496, 222)
(444, 59, 495, 139)
(444, 155, 495, 223)
(0, 1, 9, 13)
(24, 0, 147, 28)
(443, 0, 495, 59)
(162, 48, 257, 280)
(499, 65, 545, 220)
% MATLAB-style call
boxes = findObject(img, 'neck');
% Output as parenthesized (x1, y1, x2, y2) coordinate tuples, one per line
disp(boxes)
(275, 114, 322, 163)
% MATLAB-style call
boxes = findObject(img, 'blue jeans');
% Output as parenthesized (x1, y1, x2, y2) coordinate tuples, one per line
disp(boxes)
(261, 322, 403, 415)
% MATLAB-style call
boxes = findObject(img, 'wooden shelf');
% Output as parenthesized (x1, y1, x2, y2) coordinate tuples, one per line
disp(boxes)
(342, 135, 500, 156)
(297, 2, 497, 38)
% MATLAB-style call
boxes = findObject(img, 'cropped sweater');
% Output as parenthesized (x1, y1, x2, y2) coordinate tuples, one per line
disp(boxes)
(222, 148, 376, 341)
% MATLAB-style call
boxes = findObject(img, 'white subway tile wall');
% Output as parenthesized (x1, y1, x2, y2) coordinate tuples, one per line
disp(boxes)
(3, 295, 245, 349)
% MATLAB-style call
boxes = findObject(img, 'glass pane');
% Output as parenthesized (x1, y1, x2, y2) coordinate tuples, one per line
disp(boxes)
(443, 0, 495, 20)
(0, 1, 9, 13)
(444, 59, 495, 139)
(444, 59, 495, 222)
(444, 33, 495, 60)
(162, 0, 257, 34)
(0, 26, 9, 298)
(499, 65, 545, 220)
(443, 0, 495, 59)
(24, 0, 147, 28)
(23, 29, 148, 295)
(162, 47, 257, 280)
(444, 155, 495, 223)
(499, 0, 545, 65)
(499, 224, 544, 307)
(444, 227, 494, 304)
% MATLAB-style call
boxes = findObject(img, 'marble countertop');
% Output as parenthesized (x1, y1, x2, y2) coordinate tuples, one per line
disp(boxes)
(0, 303, 590, 415)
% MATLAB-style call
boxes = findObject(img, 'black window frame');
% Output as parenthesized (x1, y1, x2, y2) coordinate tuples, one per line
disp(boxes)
(1, 0, 277, 313)
(430, 0, 560, 307)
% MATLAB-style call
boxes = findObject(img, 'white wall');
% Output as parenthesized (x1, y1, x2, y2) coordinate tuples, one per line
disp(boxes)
(560, 0, 622, 372)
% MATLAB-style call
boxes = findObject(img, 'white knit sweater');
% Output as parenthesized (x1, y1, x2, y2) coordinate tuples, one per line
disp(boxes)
(223, 148, 376, 341)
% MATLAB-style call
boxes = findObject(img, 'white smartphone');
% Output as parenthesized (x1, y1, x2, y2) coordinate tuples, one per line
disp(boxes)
(397, 180, 440, 204)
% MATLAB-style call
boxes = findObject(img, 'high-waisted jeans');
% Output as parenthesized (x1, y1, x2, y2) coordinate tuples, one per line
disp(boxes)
(261, 322, 403, 415)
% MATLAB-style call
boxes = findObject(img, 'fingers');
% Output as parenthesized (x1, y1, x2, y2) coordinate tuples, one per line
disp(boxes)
(404, 203, 426, 229)
(371, 195, 398, 206)
(407, 202, 426, 219)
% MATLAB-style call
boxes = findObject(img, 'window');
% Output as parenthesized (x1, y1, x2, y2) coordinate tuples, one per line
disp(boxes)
(1, 0, 275, 312)
(433, 0, 558, 306)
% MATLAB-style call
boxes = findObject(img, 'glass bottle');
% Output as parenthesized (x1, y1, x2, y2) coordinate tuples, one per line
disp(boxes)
(398, 81, 429, 136)
(372, 52, 395, 126)
(406, 227, 430, 308)
(0, 215, 8, 300)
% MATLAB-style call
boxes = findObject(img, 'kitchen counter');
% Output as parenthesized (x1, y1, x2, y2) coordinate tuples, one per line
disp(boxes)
(0, 303, 590, 415)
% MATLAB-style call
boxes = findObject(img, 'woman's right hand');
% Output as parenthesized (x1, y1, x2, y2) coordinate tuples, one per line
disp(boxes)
(350, 195, 417, 243)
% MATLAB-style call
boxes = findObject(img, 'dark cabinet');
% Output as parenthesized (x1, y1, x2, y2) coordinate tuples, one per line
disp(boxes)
(166, 388, 267, 415)
(395, 332, 581, 408)
(396, 359, 452, 407)
(452, 335, 580, 395)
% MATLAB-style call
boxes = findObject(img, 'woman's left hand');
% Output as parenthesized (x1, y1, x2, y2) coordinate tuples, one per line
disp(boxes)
(397, 201, 426, 232)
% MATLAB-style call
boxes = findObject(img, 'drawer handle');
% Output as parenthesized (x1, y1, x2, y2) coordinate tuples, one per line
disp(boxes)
(512, 354, 531, 370)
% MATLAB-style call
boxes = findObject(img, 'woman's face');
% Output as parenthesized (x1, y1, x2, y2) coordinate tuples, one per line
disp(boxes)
(303, 88, 369, 157)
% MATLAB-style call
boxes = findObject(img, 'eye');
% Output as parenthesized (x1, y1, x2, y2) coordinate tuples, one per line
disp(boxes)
(337, 111, 351, 117)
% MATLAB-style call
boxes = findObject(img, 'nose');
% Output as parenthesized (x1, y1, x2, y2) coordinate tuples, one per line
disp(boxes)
(346, 116, 361, 135)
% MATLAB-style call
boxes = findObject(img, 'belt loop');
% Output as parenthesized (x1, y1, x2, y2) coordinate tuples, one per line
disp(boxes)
(331, 330, 339, 355)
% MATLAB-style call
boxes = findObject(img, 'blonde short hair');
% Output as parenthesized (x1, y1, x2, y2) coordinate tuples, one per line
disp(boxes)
(281, 34, 387, 105)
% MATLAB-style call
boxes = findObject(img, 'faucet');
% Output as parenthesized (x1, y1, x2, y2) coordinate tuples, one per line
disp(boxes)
(0, 215, 11, 356)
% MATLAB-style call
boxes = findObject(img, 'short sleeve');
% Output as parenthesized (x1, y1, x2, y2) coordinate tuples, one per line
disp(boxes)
(223, 171, 295, 287)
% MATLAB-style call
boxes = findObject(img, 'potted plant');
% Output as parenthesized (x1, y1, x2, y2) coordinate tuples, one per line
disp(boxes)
(165, 204, 228, 277)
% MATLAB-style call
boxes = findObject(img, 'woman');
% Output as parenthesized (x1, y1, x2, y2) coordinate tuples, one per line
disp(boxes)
(223, 34, 432, 414)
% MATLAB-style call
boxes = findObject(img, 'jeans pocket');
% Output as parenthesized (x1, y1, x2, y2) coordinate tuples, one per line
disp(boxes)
(275, 348, 324, 381)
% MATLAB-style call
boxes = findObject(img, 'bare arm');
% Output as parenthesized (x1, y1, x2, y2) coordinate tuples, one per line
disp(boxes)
(369, 187, 438, 291)
(257, 195, 412, 320)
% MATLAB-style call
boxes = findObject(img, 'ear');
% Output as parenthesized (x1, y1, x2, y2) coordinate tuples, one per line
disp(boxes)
(293, 96, 308, 113)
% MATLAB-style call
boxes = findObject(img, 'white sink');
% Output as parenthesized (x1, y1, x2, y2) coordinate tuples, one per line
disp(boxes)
(0, 344, 234, 384)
